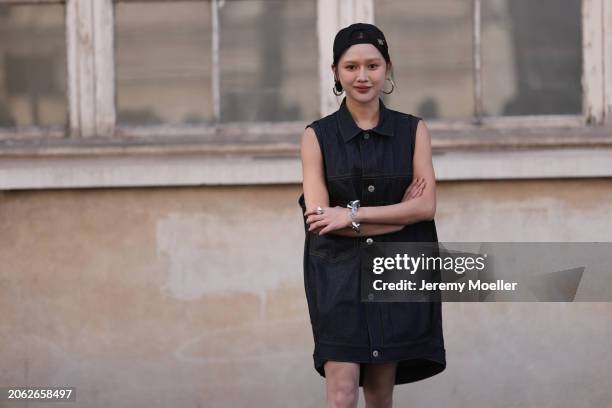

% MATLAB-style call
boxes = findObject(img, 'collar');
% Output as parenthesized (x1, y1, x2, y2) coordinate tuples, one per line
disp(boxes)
(336, 96, 394, 143)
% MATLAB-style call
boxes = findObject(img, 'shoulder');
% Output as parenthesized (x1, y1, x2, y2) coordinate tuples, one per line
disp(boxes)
(303, 109, 341, 146)
(386, 107, 429, 149)
(301, 125, 317, 148)
(300, 124, 325, 166)
(301, 113, 335, 150)
(305, 109, 337, 131)
(387, 107, 428, 137)
(386, 106, 423, 126)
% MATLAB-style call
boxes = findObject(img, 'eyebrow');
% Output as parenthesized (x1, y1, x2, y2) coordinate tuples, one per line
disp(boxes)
(343, 58, 383, 64)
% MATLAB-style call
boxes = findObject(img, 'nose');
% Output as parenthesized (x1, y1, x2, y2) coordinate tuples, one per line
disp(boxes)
(357, 67, 369, 82)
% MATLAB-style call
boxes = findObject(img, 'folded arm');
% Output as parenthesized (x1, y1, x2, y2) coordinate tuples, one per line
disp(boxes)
(301, 127, 404, 237)
(300, 119, 436, 236)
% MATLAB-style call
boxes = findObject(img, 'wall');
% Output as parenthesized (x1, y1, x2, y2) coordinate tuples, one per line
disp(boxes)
(1, 179, 611, 407)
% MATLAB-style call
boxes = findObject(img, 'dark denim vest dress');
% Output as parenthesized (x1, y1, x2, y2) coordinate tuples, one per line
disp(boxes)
(298, 96, 446, 386)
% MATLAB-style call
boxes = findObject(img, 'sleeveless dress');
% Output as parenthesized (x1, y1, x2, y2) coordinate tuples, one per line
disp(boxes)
(298, 96, 446, 386)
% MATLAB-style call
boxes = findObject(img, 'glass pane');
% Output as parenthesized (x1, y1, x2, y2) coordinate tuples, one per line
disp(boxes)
(482, 0, 582, 116)
(0, 4, 67, 128)
(219, 0, 318, 122)
(115, 2, 212, 126)
(375, 0, 473, 120)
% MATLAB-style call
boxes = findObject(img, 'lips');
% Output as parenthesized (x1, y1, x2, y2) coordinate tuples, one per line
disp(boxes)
(354, 87, 370, 90)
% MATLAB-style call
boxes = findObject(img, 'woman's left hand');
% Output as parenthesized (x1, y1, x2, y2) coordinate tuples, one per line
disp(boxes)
(304, 206, 352, 235)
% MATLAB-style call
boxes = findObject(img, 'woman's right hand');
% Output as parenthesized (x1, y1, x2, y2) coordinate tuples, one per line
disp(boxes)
(402, 177, 426, 201)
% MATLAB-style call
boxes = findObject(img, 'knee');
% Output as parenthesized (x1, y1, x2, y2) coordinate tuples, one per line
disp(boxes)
(327, 380, 358, 408)
(363, 384, 393, 408)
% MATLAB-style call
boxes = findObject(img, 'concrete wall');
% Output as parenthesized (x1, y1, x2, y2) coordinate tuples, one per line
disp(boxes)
(1, 179, 611, 407)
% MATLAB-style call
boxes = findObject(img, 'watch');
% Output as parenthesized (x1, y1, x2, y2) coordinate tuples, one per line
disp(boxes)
(346, 200, 361, 233)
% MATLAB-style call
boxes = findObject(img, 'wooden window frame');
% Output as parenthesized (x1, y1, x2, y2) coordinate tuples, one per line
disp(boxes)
(0, 0, 611, 190)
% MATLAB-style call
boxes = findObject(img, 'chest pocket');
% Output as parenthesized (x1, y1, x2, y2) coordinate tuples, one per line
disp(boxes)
(308, 233, 358, 263)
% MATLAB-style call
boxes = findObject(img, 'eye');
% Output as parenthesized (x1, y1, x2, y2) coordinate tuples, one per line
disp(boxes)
(369, 64, 379, 69)
(345, 65, 356, 70)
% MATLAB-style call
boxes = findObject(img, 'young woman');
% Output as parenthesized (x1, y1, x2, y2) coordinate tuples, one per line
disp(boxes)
(298, 23, 446, 407)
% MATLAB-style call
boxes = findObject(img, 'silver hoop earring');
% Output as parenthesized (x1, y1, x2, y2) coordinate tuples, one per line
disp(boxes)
(382, 77, 395, 94)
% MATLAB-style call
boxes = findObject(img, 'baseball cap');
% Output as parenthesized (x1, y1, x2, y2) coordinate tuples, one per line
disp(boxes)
(333, 23, 390, 66)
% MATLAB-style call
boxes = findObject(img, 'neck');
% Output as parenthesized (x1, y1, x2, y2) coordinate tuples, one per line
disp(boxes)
(345, 96, 380, 129)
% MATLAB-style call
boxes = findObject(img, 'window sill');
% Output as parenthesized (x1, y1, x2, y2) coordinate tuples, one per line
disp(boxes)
(1, 126, 612, 190)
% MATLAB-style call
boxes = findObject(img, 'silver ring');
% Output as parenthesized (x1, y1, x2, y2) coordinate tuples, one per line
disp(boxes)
(316, 206, 324, 215)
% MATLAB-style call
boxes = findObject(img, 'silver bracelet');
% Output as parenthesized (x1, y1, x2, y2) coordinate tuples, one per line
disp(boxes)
(346, 200, 361, 233)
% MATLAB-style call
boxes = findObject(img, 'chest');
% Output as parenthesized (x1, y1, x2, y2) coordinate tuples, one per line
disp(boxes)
(316, 119, 416, 206)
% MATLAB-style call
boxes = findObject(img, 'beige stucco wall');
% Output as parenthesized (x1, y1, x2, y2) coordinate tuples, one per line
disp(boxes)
(1, 179, 611, 407)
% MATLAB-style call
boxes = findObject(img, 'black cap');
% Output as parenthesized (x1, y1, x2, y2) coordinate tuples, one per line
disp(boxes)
(333, 23, 390, 66)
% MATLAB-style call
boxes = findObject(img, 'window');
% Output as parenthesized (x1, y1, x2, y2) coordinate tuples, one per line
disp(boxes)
(375, 0, 474, 120)
(375, 0, 583, 123)
(0, 0, 610, 189)
(115, 2, 213, 126)
(481, 0, 582, 117)
(0, 2, 66, 138)
(218, 0, 318, 122)
(114, 0, 318, 131)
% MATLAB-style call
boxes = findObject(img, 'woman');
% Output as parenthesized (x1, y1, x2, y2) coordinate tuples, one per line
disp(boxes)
(298, 23, 446, 407)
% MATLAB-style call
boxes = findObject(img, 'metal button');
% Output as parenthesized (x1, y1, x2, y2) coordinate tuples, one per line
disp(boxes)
(367, 293, 374, 301)
(366, 237, 374, 245)
(367, 185, 375, 192)
(363, 132, 370, 140)
(372, 350, 379, 358)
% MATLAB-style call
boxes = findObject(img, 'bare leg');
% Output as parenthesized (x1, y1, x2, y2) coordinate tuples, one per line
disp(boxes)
(324, 361, 360, 408)
(362, 362, 397, 408)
